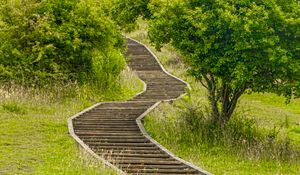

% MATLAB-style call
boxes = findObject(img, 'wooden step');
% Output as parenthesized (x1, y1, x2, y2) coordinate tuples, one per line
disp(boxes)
(130, 173, 203, 175)
(80, 136, 145, 140)
(86, 108, 147, 113)
(94, 106, 152, 110)
(96, 149, 164, 154)
(74, 118, 136, 121)
(127, 59, 157, 63)
(77, 115, 140, 118)
(74, 123, 138, 127)
(129, 99, 166, 102)
(92, 146, 160, 151)
(74, 121, 137, 125)
(75, 127, 139, 131)
(100, 153, 170, 159)
(96, 102, 155, 108)
(83, 138, 150, 143)
(112, 159, 182, 165)
(119, 164, 188, 170)
(87, 143, 156, 147)
(131, 66, 162, 71)
(125, 168, 198, 174)
(75, 131, 143, 135)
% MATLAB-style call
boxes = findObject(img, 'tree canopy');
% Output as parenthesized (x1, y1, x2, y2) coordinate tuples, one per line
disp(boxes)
(0, 0, 124, 86)
(111, 0, 151, 31)
(148, 0, 300, 126)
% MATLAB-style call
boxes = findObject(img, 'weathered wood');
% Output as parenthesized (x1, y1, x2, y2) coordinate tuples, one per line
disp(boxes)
(68, 38, 211, 175)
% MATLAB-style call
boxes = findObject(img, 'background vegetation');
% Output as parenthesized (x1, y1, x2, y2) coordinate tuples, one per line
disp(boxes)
(0, 0, 124, 89)
(119, 1, 300, 172)
(1, 0, 299, 174)
(0, 0, 144, 174)
(127, 19, 300, 175)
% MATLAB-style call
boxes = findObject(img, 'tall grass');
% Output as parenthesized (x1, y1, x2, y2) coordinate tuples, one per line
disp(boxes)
(175, 95, 299, 162)
(0, 68, 143, 174)
(144, 98, 300, 174)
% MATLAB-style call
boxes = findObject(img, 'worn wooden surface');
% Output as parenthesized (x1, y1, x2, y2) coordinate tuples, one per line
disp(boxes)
(69, 38, 211, 175)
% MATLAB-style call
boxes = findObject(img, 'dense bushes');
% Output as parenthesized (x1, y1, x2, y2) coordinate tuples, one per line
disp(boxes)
(111, 0, 151, 31)
(146, 98, 300, 162)
(0, 0, 125, 87)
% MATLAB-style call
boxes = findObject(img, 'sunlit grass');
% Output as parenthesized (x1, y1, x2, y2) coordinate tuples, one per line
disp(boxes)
(144, 100, 300, 175)
(0, 69, 143, 175)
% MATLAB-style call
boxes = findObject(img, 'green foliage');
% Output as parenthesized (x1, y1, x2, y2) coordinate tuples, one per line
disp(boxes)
(0, 0, 125, 87)
(176, 95, 299, 161)
(129, 21, 300, 174)
(148, 0, 300, 125)
(111, 0, 151, 31)
(0, 67, 143, 174)
(145, 101, 300, 174)
(2, 101, 27, 114)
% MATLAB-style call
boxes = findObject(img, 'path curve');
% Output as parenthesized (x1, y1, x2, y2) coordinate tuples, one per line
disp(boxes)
(68, 38, 211, 175)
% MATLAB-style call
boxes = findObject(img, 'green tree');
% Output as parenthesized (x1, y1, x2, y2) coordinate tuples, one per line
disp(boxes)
(0, 0, 124, 87)
(149, 0, 300, 127)
(111, 0, 151, 31)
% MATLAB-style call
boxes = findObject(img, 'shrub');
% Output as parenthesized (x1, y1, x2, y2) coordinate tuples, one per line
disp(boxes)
(175, 98, 300, 161)
(0, 0, 125, 87)
(111, 0, 151, 31)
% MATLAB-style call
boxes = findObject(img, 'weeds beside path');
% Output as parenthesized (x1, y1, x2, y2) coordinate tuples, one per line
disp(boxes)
(0, 69, 143, 175)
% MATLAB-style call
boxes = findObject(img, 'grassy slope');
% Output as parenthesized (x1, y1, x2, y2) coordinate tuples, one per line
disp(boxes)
(127, 19, 300, 175)
(0, 69, 144, 175)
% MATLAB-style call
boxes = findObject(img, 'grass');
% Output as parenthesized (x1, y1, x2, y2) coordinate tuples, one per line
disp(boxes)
(144, 101, 300, 175)
(0, 68, 144, 175)
(127, 19, 300, 175)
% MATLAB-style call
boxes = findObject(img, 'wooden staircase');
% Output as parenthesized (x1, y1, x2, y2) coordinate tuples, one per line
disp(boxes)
(68, 38, 211, 175)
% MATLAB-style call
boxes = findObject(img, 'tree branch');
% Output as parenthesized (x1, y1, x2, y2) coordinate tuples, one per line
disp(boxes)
(204, 73, 220, 119)
(225, 85, 248, 122)
(200, 79, 208, 89)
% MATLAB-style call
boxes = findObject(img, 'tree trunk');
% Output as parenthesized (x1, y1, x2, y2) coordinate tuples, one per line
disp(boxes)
(203, 74, 220, 124)
(218, 86, 246, 127)
(203, 74, 246, 127)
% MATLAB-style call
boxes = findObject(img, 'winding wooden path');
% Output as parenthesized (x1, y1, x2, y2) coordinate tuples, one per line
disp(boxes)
(68, 38, 211, 175)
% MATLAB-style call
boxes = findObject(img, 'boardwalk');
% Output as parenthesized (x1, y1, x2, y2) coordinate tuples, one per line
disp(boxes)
(68, 38, 211, 175)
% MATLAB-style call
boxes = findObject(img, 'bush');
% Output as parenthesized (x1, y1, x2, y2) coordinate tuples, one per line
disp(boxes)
(111, 0, 151, 31)
(0, 0, 125, 87)
(175, 99, 300, 161)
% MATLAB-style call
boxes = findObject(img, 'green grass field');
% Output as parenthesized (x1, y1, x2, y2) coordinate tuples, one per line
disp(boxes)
(0, 69, 144, 175)
(127, 19, 300, 175)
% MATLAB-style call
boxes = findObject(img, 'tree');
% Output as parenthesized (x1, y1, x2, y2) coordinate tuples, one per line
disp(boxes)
(148, 0, 300, 127)
(111, 0, 151, 31)
(0, 0, 125, 86)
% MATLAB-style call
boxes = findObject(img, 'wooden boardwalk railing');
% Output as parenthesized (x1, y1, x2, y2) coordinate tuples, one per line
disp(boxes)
(68, 38, 211, 175)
